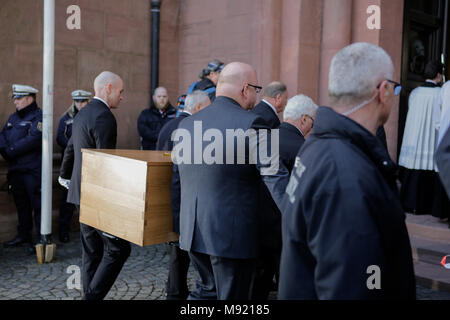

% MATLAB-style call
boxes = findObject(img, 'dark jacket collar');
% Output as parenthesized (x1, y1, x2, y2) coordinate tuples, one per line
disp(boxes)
(281, 122, 304, 138)
(422, 81, 440, 88)
(17, 101, 38, 118)
(313, 107, 396, 177)
(261, 100, 279, 118)
(215, 96, 242, 109)
(150, 103, 176, 116)
(178, 111, 191, 118)
(196, 78, 215, 90)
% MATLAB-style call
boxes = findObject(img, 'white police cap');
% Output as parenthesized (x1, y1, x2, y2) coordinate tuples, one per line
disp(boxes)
(71, 90, 92, 101)
(12, 84, 39, 99)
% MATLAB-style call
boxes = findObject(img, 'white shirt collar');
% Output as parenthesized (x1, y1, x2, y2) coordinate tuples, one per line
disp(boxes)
(182, 110, 192, 116)
(262, 99, 278, 117)
(426, 79, 437, 85)
(93, 96, 110, 108)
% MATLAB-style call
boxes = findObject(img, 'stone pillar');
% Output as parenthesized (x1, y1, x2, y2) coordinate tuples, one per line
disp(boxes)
(351, 0, 404, 161)
(318, 0, 353, 106)
(280, 0, 322, 103)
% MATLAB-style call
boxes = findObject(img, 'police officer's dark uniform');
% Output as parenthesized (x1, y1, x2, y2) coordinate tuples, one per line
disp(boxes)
(0, 85, 42, 248)
(56, 90, 91, 243)
(137, 103, 176, 150)
(187, 59, 224, 103)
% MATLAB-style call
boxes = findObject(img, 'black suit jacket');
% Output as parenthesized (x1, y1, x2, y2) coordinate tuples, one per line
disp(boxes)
(251, 100, 283, 250)
(156, 112, 190, 151)
(62, 99, 117, 205)
(156, 112, 190, 234)
(436, 127, 450, 198)
(279, 122, 305, 174)
(177, 96, 289, 259)
(251, 100, 281, 129)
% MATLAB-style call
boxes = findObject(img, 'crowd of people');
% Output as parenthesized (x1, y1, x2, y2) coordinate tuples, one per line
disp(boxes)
(1, 42, 450, 300)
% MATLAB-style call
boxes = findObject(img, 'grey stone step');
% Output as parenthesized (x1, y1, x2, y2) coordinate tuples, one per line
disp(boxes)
(406, 214, 450, 243)
(410, 236, 450, 266)
(414, 260, 450, 293)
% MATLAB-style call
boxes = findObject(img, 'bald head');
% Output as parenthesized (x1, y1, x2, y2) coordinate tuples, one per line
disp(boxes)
(93, 71, 124, 109)
(216, 62, 258, 109)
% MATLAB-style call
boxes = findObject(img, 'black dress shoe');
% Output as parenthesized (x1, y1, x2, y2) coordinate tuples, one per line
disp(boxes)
(59, 233, 70, 243)
(4, 236, 30, 248)
(27, 245, 36, 255)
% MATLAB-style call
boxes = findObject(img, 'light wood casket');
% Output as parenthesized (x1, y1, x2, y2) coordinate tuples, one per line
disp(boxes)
(79, 149, 178, 246)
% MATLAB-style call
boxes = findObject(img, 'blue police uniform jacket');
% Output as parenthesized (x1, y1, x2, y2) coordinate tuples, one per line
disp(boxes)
(56, 105, 78, 151)
(0, 102, 42, 174)
(278, 106, 416, 300)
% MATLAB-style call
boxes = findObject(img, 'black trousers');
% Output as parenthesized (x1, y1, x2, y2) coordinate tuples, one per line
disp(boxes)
(252, 248, 280, 300)
(166, 242, 191, 300)
(80, 223, 131, 300)
(188, 250, 256, 300)
(58, 186, 76, 235)
(8, 171, 41, 241)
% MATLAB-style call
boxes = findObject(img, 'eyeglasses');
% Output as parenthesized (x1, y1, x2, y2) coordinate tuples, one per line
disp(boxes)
(247, 83, 262, 93)
(305, 115, 314, 128)
(377, 79, 402, 96)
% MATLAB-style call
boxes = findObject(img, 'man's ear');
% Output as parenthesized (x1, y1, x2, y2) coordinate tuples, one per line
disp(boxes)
(106, 83, 112, 95)
(378, 80, 389, 102)
(194, 102, 202, 113)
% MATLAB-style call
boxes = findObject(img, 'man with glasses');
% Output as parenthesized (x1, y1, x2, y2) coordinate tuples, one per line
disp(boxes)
(250, 81, 288, 300)
(176, 62, 289, 300)
(279, 94, 318, 173)
(278, 43, 415, 299)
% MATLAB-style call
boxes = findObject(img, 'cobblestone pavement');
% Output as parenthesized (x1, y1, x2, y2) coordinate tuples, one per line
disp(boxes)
(0, 231, 449, 300)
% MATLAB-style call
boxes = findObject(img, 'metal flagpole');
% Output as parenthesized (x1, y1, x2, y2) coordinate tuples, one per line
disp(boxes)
(38, 0, 56, 263)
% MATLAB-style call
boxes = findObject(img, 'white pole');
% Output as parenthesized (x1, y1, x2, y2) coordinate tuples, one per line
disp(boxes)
(41, 0, 55, 239)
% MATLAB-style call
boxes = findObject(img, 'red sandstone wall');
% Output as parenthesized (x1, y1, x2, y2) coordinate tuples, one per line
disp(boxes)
(0, 0, 180, 151)
(0, 0, 180, 240)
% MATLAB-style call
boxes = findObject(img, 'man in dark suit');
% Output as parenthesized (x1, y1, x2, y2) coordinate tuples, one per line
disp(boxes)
(61, 71, 130, 300)
(156, 90, 211, 300)
(280, 94, 318, 173)
(251, 81, 287, 128)
(250, 81, 287, 300)
(175, 62, 290, 300)
(436, 124, 450, 198)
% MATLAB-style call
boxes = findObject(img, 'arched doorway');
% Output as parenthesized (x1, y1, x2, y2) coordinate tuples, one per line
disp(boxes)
(398, 0, 450, 157)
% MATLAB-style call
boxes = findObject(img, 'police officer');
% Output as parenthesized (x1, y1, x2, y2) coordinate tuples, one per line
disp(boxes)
(0, 85, 42, 250)
(56, 90, 91, 243)
(187, 59, 225, 102)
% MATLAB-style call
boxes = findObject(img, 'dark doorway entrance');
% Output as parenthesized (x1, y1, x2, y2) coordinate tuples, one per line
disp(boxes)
(398, 0, 449, 158)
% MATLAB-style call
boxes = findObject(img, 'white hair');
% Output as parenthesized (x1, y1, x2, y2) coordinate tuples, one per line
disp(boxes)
(283, 94, 318, 121)
(184, 90, 210, 112)
(328, 42, 394, 105)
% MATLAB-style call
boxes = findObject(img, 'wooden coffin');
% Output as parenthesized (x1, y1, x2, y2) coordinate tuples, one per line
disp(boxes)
(79, 149, 178, 246)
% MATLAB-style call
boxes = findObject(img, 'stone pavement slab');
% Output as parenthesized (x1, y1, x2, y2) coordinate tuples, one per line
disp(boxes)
(0, 231, 449, 300)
